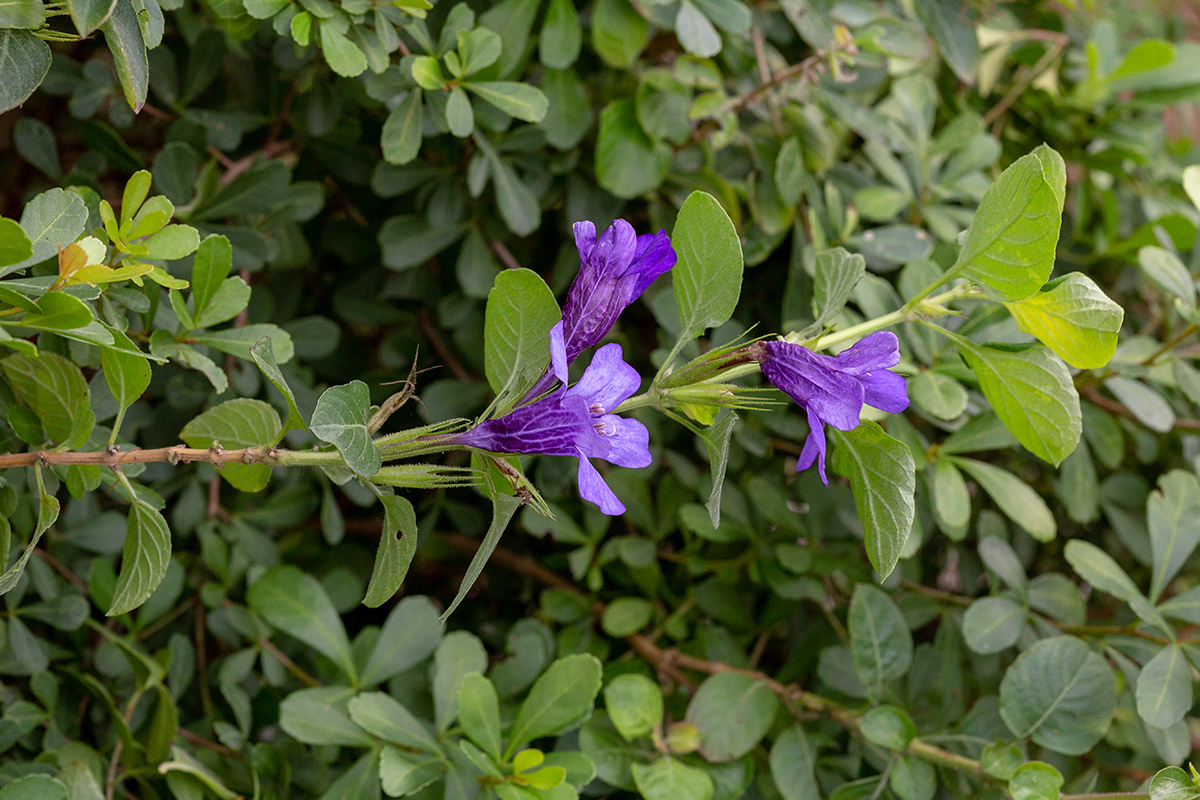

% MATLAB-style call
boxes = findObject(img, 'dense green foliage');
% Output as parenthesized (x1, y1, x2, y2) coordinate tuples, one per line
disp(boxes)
(2, 1, 1200, 800)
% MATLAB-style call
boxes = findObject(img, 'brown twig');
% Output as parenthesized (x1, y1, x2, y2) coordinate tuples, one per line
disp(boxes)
(257, 636, 321, 687)
(982, 33, 1069, 127)
(34, 548, 88, 592)
(491, 240, 522, 270)
(418, 311, 474, 382)
(1082, 387, 1200, 431)
(0, 445, 291, 469)
(178, 727, 244, 760)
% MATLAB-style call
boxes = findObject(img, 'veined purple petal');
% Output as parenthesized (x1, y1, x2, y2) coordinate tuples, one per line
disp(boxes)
(860, 369, 909, 413)
(761, 341, 864, 431)
(575, 453, 626, 514)
(549, 320, 568, 389)
(566, 343, 642, 413)
(834, 331, 901, 375)
(573, 221, 597, 258)
(596, 414, 651, 468)
(629, 230, 677, 298)
(455, 395, 603, 458)
(797, 407, 829, 485)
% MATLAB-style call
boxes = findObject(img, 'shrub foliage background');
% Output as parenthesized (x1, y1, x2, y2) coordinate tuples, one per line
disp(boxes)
(1, 1, 1200, 800)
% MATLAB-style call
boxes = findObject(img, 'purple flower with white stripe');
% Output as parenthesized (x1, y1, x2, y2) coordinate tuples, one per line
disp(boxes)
(756, 332, 908, 484)
(454, 321, 651, 514)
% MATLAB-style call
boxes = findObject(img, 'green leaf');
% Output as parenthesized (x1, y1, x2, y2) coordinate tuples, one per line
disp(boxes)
(1104, 376, 1174, 433)
(180, 398, 281, 492)
(1005, 274, 1123, 369)
(249, 336, 306, 438)
(539, 67, 592, 150)
(0, 218, 33, 268)
(848, 584, 913, 699)
(0, 31, 51, 115)
(474, 135, 540, 236)
(539, 0, 581, 68)
(446, 86, 475, 137)
(378, 215, 467, 270)
(595, 99, 671, 199)
(477, 0, 538, 78)
(23, 292, 95, 332)
(998, 636, 1116, 756)
(0, 0, 44, 31)
(1149, 767, 1200, 800)
(6, 187, 87, 276)
(891, 756, 936, 800)
(951, 145, 1065, 302)
(279, 687, 373, 746)
(457, 673, 502, 760)
(508, 654, 603, 755)
(672, 190, 744, 339)
(319, 23, 368, 77)
(0, 471, 58, 595)
(690, 0, 749, 33)
(347, 691, 440, 752)
(959, 342, 1080, 465)
(931, 458, 969, 538)
(675, 1, 720, 58)
(0, 777, 68, 800)
(601, 597, 653, 636)
(464, 81, 548, 122)
(911, 371, 968, 421)
(196, 324, 294, 364)
(979, 537, 1028, 596)
(590, 0, 648, 69)
(457, 28, 502, 75)
(108, 503, 171, 616)
(140, 224, 196, 261)
(310, 381, 382, 477)
(442, 492, 520, 621)
(962, 596, 1025, 654)
(1, 352, 94, 447)
(101, 330, 151, 439)
(247, 565, 357, 684)
(1008, 762, 1063, 800)
(913, 0, 978, 85)
(1064, 539, 1169, 634)
(1138, 246, 1194, 306)
(684, 671, 779, 762)
(631, 758, 713, 800)
(859, 705, 917, 750)
(954, 458, 1055, 541)
(362, 494, 418, 608)
(379, 748, 443, 797)
(701, 409, 737, 527)
(361, 595, 441, 686)
(831, 421, 916, 577)
(1136, 644, 1192, 730)
(483, 268, 559, 397)
(1148, 470, 1200, 602)
(808, 248, 864, 332)
(410, 56, 444, 89)
(768, 725, 819, 800)
(193, 277, 250, 329)
(68, 0, 116, 34)
(604, 674, 663, 742)
(190, 235, 231, 320)
(432, 631, 488, 733)
(1184, 166, 1200, 214)
(101, 0, 149, 112)
(381, 90, 424, 165)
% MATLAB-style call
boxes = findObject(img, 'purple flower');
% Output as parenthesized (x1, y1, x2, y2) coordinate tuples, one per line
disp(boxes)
(454, 321, 651, 514)
(757, 332, 908, 485)
(562, 219, 676, 364)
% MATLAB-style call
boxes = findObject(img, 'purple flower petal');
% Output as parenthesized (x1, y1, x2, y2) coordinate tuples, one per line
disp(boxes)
(575, 453, 626, 514)
(573, 221, 597, 258)
(566, 343, 641, 412)
(761, 341, 864, 431)
(860, 369, 909, 413)
(797, 407, 829, 485)
(834, 331, 901, 375)
(596, 414, 651, 468)
(549, 320, 568, 389)
(455, 395, 600, 458)
(629, 230, 677, 298)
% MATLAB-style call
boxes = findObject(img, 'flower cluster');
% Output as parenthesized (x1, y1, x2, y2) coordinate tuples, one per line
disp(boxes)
(454, 218, 910, 512)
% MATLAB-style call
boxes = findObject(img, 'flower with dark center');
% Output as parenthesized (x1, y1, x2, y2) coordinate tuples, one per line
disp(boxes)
(755, 331, 909, 484)
(454, 321, 651, 514)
